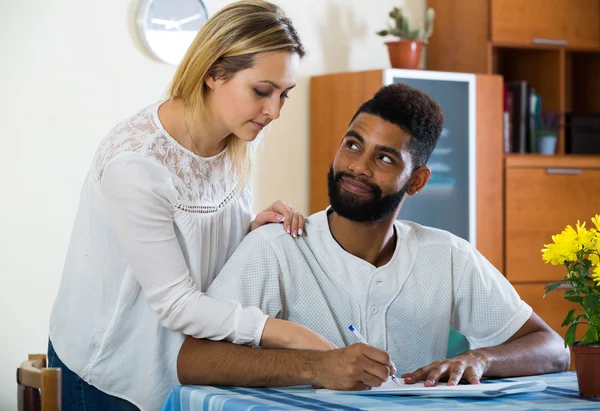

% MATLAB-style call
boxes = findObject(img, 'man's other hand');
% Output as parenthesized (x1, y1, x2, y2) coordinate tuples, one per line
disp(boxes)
(401, 350, 489, 386)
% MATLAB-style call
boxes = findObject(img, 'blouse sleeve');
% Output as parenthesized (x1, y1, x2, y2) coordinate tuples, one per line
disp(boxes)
(99, 152, 268, 346)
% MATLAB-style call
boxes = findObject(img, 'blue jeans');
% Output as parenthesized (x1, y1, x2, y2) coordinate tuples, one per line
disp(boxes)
(47, 339, 140, 411)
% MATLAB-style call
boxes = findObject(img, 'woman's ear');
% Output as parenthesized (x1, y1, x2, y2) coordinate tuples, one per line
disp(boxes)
(407, 166, 431, 195)
(205, 75, 217, 90)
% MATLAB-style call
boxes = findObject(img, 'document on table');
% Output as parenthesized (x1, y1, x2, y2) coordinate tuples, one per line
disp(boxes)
(316, 377, 547, 398)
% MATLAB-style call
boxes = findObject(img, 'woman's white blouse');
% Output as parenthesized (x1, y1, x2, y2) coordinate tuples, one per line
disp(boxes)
(49, 102, 268, 411)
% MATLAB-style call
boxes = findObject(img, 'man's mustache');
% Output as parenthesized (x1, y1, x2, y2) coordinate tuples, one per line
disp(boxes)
(334, 171, 382, 196)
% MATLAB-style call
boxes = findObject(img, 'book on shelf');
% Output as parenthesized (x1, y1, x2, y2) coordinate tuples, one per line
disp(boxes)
(504, 81, 540, 154)
(503, 83, 513, 153)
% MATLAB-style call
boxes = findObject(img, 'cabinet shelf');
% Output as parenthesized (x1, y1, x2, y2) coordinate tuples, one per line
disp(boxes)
(491, 42, 600, 53)
(505, 154, 600, 168)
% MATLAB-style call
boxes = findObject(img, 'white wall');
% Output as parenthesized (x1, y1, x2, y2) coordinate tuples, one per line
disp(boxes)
(0, 0, 425, 407)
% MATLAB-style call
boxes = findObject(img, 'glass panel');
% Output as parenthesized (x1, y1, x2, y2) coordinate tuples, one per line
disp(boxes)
(391, 77, 471, 242)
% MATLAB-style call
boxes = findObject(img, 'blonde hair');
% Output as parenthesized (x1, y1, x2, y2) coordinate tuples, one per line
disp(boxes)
(168, 0, 305, 190)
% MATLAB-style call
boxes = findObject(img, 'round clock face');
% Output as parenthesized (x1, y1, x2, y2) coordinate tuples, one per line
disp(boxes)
(137, 0, 209, 65)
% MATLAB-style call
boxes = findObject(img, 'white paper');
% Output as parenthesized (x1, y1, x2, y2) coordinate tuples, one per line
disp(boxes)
(316, 377, 547, 397)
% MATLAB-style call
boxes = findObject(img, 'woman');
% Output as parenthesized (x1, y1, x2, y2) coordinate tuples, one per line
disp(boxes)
(48, 2, 334, 410)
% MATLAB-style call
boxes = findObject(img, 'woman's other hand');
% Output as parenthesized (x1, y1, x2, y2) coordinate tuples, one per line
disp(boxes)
(260, 318, 337, 351)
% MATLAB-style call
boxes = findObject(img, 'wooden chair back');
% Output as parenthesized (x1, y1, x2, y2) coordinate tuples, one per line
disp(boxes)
(17, 354, 61, 411)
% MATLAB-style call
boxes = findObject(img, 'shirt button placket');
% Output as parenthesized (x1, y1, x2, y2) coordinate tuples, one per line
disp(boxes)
(368, 271, 390, 348)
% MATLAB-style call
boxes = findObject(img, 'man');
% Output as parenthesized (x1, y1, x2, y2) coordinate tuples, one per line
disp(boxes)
(177, 83, 570, 391)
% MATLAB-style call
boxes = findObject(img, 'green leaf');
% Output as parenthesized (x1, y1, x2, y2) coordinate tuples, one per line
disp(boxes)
(565, 323, 578, 346)
(583, 295, 599, 314)
(544, 281, 567, 297)
(561, 309, 577, 327)
(376, 30, 389, 36)
(581, 326, 599, 344)
(565, 295, 584, 304)
(572, 274, 586, 289)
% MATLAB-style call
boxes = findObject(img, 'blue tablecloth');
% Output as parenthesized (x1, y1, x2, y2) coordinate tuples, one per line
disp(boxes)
(161, 372, 600, 411)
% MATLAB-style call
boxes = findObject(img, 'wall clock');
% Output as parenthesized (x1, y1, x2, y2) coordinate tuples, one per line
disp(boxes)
(136, 0, 209, 65)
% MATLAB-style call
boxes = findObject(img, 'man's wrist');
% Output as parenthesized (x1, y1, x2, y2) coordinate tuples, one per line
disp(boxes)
(471, 348, 492, 375)
(298, 350, 323, 386)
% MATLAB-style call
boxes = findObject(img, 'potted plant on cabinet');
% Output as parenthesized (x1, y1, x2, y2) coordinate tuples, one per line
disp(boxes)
(376, 6, 435, 69)
(542, 215, 600, 397)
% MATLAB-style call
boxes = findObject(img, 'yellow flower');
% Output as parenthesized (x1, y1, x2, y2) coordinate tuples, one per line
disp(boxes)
(562, 221, 594, 253)
(542, 238, 575, 265)
(592, 215, 600, 250)
(541, 244, 559, 265)
(593, 264, 600, 285)
(542, 230, 577, 264)
(592, 214, 600, 231)
(542, 218, 600, 265)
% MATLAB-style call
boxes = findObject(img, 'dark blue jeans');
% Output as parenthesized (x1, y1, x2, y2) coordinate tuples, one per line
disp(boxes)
(47, 339, 140, 411)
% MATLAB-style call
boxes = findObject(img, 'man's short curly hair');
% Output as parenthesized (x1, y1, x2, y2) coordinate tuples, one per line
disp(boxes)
(349, 83, 445, 168)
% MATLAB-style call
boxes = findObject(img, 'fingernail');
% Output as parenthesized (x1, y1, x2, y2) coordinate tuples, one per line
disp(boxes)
(292, 229, 297, 237)
(287, 227, 291, 234)
(276, 214, 284, 221)
(427, 379, 435, 386)
(298, 228, 303, 236)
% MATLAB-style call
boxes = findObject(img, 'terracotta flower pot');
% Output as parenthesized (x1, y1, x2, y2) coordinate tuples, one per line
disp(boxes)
(385, 39, 425, 69)
(572, 342, 600, 397)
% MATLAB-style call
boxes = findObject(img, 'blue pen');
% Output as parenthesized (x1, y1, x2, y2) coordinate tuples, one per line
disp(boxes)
(348, 325, 400, 385)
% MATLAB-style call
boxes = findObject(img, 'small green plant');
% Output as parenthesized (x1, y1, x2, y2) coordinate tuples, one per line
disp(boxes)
(376, 7, 435, 41)
(542, 215, 600, 347)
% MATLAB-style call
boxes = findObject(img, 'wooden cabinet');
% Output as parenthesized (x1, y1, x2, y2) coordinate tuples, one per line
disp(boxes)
(429, 0, 600, 154)
(491, 0, 600, 48)
(513, 283, 583, 338)
(428, 0, 600, 279)
(503, 155, 600, 370)
(427, 0, 600, 362)
(505, 157, 600, 283)
(513, 283, 584, 369)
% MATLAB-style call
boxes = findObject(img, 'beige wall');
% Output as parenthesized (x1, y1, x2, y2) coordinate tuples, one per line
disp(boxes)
(0, 0, 425, 408)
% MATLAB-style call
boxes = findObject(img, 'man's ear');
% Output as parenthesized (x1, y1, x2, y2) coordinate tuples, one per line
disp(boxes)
(407, 166, 431, 195)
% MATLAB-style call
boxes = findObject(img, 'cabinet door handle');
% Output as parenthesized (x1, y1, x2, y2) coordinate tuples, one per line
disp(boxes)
(547, 283, 572, 291)
(556, 284, 571, 290)
(532, 38, 568, 46)
(546, 168, 582, 175)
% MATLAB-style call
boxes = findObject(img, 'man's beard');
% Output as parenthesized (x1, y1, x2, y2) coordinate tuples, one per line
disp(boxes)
(327, 166, 409, 222)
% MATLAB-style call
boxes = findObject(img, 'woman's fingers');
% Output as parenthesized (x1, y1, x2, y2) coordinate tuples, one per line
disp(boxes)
(269, 201, 305, 237)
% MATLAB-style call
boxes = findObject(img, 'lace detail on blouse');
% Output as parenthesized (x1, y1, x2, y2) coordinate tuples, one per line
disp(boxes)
(92, 102, 239, 209)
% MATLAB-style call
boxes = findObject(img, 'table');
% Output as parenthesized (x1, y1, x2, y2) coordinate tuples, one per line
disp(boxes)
(161, 372, 600, 411)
